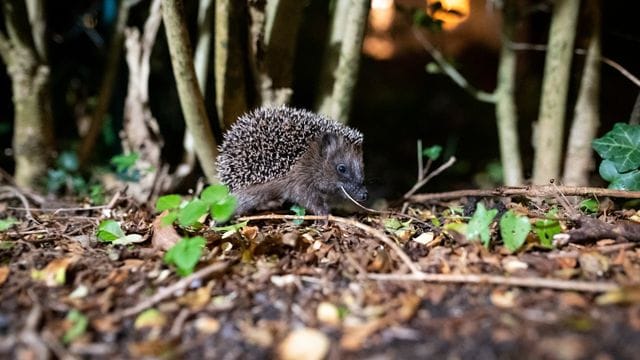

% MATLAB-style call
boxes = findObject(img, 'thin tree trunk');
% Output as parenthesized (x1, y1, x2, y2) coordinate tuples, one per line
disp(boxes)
(495, 0, 523, 186)
(563, 0, 600, 186)
(163, 0, 219, 183)
(316, 0, 370, 124)
(215, 0, 247, 129)
(0, 0, 54, 189)
(78, 0, 131, 166)
(531, 0, 581, 184)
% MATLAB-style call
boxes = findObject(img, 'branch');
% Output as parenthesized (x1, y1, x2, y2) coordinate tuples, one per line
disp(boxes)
(367, 272, 618, 293)
(412, 27, 496, 103)
(115, 261, 229, 318)
(403, 156, 456, 199)
(510, 42, 640, 88)
(0, 32, 11, 65)
(409, 185, 640, 202)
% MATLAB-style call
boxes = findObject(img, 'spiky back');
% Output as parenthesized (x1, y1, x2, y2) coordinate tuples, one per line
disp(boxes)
(217, 106, 363, 190)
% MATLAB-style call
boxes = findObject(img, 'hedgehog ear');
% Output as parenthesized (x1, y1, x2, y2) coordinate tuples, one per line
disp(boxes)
(320, 133, 339, 156)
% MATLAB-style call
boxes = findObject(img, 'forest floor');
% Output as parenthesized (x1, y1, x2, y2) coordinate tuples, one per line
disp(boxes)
(1, 186, 640, 359)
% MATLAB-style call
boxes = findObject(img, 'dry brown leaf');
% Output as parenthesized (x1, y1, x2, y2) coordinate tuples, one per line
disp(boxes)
(341, 319, 386, 351)
(128, 339, 177, 357)
(194, 316, 221, 334)
(31, 256, 76, 287)
(279, 327, 330, 360)
(0, 265, 9, 286)
(151, 212, 181, 251)
(177, 281, 214, 311)
(316, 302, 341, 326)
(241, 226, 259, 240)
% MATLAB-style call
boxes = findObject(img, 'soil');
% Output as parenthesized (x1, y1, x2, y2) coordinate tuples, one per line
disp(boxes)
(1, 191, 640, 359)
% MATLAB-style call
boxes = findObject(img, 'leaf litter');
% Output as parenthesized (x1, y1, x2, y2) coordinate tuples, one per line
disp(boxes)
(1, 189, 640, 359)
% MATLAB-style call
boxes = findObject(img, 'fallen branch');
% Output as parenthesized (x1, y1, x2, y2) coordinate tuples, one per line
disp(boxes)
(239, 214, 422, 274)
(367, 272, 619, 293)
(567, 217, 640, 243)
(115, 261, 229, 319)
(410, 185, 640, 202)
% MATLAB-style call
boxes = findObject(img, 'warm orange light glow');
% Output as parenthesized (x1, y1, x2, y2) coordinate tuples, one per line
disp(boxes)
(426, 0, 470, 30)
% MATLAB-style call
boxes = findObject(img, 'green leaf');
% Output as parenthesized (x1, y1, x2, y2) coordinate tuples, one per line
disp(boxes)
(500, 210, 531, 252)
(177, 199, 209, 227)
(598, 160, 619, 182)
(534, 208, 561, 248)
(290, 204, 306, 225)
(0, 217, 19, 231)
(160, 210, 179, 226)
(201, 184, 230, 204)
(89, 185, 105, 205)
(164, 236, 206, 276)
(592, 123, 640, 173)
(608, 169, 640, 191)
(466, 203, 498, 247)
(211, 196, 237, 223)
(156, 194, 182, 212)
(579, 199, 599, 214)
(62, 310, 88, 344)
(110, 152, 139, 173)
(97, 220, 125, 242)
(422, 145, 443, 161)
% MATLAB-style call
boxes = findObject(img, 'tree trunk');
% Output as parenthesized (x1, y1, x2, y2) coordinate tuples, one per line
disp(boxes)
(531, 0, 581, 184)
(563, 0, 600, 186)
(1, 0, 54, 189)
(163, 0, 219, 183)
(316, 0, 370, 124)
(215, 0, 247, 129)
(495, 0, 523, 186)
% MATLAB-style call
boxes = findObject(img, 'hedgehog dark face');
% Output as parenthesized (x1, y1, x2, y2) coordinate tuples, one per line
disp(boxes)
(320, 133, 368, 203)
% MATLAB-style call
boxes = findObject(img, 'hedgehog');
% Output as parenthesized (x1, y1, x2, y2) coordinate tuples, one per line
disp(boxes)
(216, 106, 368, 216)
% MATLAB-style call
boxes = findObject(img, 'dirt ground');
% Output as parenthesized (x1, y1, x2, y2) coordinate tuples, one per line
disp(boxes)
(1, 191, 640, 359)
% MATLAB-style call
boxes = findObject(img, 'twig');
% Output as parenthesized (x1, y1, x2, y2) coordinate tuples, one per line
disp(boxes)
(115, 261, 229, 319)
(410, 185, 640, 202)
(412, 27, 496, 103)
(367, 272, 619, 293)
(403, 156, 456, 199)
(0, 185, 35, 221)
(509, 42, 640, 88)
(239, 214, 422, 274)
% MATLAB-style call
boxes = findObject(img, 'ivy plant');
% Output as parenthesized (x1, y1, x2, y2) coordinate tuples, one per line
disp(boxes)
(592, 123, 640, 190)
(163, 236, 206, 276)
(156, 184, 237, 227)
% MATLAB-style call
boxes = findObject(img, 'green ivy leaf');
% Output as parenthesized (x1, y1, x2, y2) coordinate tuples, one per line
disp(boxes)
(177, 199, 209, 227)
(156, 194, 182, 212)
(110, 152, 139, 173)
(592, 123, 640, 173)
(164, 236, 206, 276)
(0, 217, 19, 231)
(500, 210, 531, 252)
(290, 204, 306, 225)
(608, 169, 640, 191)
(598, 160, 619, 182)
(211, 196, 237, 223)
(466, 203, 498, 247)
(422, 145, 443, 161)
(579, 199, 599, 214)
(200, 184, 230, 204)
(160, 210, 179, 226)
(534, 208, 561, 248)
(62, 310, 88, 344)
(97, 220, 125, 242)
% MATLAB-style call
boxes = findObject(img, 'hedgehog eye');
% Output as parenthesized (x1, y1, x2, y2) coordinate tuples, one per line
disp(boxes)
(336, 164, 347, 174)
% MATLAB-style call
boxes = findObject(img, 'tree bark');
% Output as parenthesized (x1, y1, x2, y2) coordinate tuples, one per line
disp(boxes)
(162, 0, 219, 183)
(563, 0, 600, 186)
(1, 0, 55, 189)
(495, 0, 523, 186)
(316, 0, 370, 124)
(215, 0, 247, 129)
(531, 0, 581, 184)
